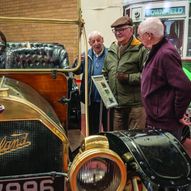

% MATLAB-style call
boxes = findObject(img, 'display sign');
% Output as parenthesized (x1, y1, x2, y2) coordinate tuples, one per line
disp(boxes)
(145, 6, 185, 17)
(92, 75, 118, 109)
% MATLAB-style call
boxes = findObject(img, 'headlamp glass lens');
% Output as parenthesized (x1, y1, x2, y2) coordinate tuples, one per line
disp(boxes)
(76, 157, 122, 191)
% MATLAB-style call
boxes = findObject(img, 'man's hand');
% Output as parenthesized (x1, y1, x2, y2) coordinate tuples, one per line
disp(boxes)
(116, 72, 129, 83)
(179, 114, 191, 126)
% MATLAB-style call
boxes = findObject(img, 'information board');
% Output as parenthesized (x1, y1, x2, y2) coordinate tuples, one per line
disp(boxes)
(92, 75, 118, 109)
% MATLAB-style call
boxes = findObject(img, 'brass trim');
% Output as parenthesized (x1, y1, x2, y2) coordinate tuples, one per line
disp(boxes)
(122, 152, 134, 162)
(0, 97, 70, 173)
(69, 147, 127, 191)
(0, 16, 82, 25)
(84, 27, 89, 136)
(0, 88, 9, 97)
(0, 0, 86, 73)
(0, 133, 31, 155)
(0, 29, 84, 73)
(0, 0, 83, 174)
(63, 143, 69, 173)
(6, 95, 67, 142)
(80, 135, 109, 151)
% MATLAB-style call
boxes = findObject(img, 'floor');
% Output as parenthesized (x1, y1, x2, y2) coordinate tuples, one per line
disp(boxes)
(68, 114, 85, 152)
(68, 129, 84, 152)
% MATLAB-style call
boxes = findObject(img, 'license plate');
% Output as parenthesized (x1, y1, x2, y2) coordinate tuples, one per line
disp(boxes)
(0, 173, 65, 191)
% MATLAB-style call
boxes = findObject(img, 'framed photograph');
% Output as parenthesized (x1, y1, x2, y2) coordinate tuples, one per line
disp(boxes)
(91, 75, 118, 109)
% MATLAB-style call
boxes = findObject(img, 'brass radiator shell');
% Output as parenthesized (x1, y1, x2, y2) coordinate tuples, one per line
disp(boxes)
(0, 77, 69, 176)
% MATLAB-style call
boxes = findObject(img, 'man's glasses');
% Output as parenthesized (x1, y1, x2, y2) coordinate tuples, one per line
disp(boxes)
(112, 26, 131, 34)
(137, 32, 152, 41)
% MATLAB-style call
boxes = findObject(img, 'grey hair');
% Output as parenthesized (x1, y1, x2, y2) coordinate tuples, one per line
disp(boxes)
(88, 31, 103, 41)
(138, 17, 164, 38)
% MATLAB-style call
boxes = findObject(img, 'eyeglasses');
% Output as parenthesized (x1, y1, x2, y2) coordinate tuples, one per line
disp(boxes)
(112, 27, 131, 34)
(137, 32, 150, 40)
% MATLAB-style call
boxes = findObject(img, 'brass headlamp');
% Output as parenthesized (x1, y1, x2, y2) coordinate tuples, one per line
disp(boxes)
(69, 135, 127, 191)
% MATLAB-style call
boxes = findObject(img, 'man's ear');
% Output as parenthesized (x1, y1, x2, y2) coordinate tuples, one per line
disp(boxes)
(88, 40, 92, 46)
(130, 27, 134, 34)
(148, 33, 153, 41)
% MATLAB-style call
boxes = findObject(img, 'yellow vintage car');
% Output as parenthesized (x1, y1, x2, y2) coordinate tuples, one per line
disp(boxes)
(0, 37, 189, 191)
(0, 1, 190, 190)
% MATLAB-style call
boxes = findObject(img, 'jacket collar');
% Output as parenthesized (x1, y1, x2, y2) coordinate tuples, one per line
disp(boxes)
(109, 36, 142, 54)
(88, 46, 106, 59)
(147, 37, 166, 62)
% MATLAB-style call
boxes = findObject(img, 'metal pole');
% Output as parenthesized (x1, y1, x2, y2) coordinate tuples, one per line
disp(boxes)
(99, 101, 103, 132)
(107, 108, 110, 131)
(132, 177, 139, 191)
(83, 27, 89, 136)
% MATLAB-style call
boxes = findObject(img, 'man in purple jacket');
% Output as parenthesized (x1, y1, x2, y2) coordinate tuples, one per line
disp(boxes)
(138, 17, 191, 141)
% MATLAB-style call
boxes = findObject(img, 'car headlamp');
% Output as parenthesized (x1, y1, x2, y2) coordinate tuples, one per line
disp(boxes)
(69, 135, 127, 191)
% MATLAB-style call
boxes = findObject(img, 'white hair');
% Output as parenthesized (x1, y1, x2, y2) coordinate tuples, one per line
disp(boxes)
(88, 31, 103, 41)
(138, 17, 164, 38)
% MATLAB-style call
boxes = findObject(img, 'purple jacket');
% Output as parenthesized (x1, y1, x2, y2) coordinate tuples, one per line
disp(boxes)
(141, 37, 191, 132)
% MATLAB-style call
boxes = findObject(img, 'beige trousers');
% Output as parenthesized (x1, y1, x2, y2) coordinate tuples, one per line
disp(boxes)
(113, 106, 146, 131)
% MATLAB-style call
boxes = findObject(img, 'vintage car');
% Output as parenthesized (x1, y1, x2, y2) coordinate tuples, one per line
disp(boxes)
(0, 30, 190, 191)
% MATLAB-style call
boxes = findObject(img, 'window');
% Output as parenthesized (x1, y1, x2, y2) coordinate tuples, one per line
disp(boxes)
(164, 20, 184, 56)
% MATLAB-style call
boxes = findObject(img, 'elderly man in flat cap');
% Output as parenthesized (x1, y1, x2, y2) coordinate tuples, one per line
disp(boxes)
(103, 16, 148, 131)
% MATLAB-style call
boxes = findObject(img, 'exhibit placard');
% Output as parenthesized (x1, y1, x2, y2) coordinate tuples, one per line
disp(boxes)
(92, 75, 118, 109)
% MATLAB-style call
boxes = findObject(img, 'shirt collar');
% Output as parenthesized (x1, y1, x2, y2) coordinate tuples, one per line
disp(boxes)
(93, 47, 104, 57)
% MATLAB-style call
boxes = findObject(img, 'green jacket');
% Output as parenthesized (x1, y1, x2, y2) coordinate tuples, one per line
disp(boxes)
(103, 37, 148, 107)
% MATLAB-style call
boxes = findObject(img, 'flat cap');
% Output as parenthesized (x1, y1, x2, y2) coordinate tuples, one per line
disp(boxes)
(111, 16, 133, 28)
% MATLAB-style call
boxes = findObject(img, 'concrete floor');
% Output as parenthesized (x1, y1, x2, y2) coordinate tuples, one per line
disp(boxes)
(68, 129, 84, 152)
